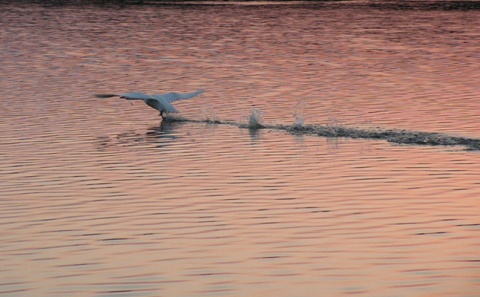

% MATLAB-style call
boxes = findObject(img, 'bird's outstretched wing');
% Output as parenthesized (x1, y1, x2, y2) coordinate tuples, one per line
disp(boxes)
(152, 89, 205, 103)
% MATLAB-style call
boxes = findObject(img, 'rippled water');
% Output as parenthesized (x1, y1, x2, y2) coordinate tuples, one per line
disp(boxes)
(1, 1, 479, 296)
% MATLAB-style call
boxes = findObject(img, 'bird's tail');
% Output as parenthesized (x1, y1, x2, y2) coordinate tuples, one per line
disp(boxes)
(95, 94, 118, 98)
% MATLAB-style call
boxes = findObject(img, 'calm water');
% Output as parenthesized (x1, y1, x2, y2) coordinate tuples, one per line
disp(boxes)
(1, 1, 479, 296)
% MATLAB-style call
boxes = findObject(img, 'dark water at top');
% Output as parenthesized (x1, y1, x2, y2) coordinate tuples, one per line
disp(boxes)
(1, 1, 479, 296)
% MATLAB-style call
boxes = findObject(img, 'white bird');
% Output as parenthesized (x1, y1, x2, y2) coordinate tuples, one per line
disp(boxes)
(95, 90, 204, 118)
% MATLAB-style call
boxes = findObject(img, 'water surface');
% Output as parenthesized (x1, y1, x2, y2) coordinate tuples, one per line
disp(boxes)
(1, 1, 479, 296)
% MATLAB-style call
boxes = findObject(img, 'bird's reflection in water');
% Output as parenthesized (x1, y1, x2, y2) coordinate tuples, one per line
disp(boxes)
(145, 120, 184, 147)
(95, 121, 185, 150)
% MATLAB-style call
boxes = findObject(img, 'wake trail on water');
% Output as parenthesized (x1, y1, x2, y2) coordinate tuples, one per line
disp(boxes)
(166, 109, 480, 151)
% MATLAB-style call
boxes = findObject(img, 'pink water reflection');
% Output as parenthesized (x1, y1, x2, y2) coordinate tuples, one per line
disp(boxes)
(0, 2, 479, 297)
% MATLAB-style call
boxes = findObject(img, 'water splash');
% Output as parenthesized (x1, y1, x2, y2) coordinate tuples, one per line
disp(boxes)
(165, 113, 480, 151)
(246, 108, 264, 129)
(292, 101, 306, 127)
(281, 124, 480, 151)
(200, 104, 217, 122)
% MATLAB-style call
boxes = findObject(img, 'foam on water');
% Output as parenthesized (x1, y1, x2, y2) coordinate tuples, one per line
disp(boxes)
(167, 110, 480, 151)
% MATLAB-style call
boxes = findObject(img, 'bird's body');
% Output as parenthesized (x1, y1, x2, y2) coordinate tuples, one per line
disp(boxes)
(95, 90, 204, 118)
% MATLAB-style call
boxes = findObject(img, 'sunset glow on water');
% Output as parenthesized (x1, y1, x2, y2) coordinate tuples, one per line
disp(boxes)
(1, 1, 479, 296)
